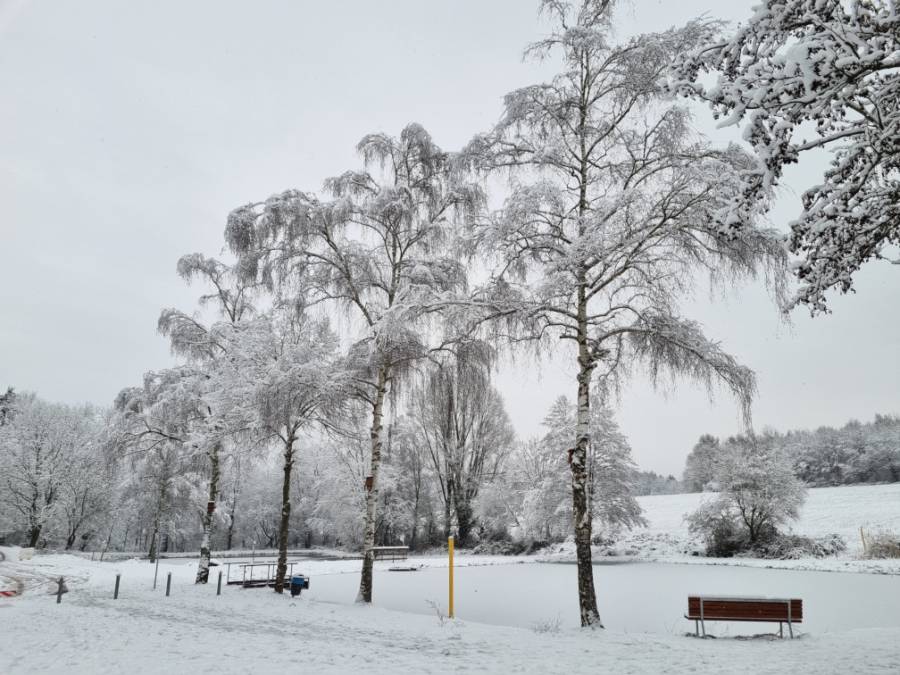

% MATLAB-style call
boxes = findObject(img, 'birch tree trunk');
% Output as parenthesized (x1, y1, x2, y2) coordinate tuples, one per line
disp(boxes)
(570, 98, 602, 623)
(274, 434, 295, 594)
(356, 365, 389, 603)
(572, 343, 602, 627)
(195, 442, 220, 584)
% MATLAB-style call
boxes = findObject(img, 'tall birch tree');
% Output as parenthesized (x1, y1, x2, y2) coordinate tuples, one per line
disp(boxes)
(225, 123, 482, 602)
(461, 0, 786, 626)
(156, 253, 254, 583)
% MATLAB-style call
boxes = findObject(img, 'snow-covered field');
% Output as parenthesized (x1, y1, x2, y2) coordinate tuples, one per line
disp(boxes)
(561, 483, 900, 574)
(637, 483, 900, 553)
(1, 483, 898, 674)
(2, 551, 900, 674)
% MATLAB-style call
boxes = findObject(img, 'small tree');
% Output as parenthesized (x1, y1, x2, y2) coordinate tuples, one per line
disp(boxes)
(682, 435, 720, 492)
(0, 396, 98, 547)
(688, 433, 806, 555)
(671, 0, 900, 313)
(410, 342, 515, 546)
(212, 313, 347, 592)
(0, 387, 16, 427)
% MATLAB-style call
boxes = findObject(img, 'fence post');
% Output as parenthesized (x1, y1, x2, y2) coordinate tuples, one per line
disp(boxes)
(114, 574, 121, 599)
(56, 577, 65, 604)
(166, 572, 172, 597)
(217, 570, 223, 596)
(448, 535, 454, 619)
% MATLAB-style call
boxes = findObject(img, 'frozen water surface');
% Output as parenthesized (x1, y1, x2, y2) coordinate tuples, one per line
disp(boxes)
(306, 561, 900, 634)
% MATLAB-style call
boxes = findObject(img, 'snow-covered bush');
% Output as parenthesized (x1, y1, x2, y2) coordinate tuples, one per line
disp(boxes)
(753, 533, 846, 560)
(687, 433, 807, 557)
(865, 531, 900, 560)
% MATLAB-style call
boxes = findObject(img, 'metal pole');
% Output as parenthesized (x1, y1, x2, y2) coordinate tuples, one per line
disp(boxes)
(153, 530, 160, 590)
(448, 536, 454, 619)
(114, 574, 121, 599)
(165, 572, 172, 597)
(217, 570, 222, 596)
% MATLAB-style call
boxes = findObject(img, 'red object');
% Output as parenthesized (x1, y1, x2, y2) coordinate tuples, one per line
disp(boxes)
(207, 501, 216, 514)
(0, 590, 17, 597)
(364, 476, 373, 492)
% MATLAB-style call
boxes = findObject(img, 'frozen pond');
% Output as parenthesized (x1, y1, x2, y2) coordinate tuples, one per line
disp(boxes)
(303, 561, 900, 635)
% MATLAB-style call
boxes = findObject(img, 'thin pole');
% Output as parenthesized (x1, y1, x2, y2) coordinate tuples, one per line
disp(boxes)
(448, 536, 454, 619)
(217, 570, 222, 596)
(56, 577, 64, 604)
(165, 572, 172, 597)
(153, 530, 161, 589)
(114, 574, 121, 599)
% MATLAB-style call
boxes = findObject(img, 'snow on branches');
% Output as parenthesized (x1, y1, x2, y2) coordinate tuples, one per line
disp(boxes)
(671, 0, 900, 313)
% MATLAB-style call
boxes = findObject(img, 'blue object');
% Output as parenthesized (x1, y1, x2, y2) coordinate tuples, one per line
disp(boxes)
(289, 574, 309, 596)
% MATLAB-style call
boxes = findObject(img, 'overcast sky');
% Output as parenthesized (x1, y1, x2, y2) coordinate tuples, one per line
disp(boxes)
(1, 0, 897, 476)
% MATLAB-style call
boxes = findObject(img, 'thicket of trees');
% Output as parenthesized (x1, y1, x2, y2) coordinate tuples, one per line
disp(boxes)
(682, 415, 900, 491)
(0, 384, 644, 558)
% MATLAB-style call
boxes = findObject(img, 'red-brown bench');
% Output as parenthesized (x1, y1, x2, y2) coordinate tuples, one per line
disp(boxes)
(686, 595, 803, 638)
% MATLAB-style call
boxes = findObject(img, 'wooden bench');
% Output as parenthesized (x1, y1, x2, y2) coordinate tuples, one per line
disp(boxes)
(686, 595, 803, 638)
(371, 546, 409, 562)
(224, 561, 301, 587)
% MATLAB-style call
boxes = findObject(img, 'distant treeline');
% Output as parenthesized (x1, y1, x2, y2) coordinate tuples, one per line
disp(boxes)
(681, 414, 900, 492)
(633, 471, 682, 496)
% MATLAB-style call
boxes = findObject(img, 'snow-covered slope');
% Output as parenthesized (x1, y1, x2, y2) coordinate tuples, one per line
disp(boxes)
(571, 483, 900, 573)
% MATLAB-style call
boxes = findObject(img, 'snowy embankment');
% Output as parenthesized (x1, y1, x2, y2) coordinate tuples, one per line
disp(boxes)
(2, 551, 899, 674)
(542, 483, 900, 574)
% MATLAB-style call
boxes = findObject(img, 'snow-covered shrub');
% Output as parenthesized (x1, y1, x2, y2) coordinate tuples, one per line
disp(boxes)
(471, 539, 548, 556)
(531, 616, 562, 634)
(865, 531, 900, 559)
(753, 533, 846, 560)
(686, 500, 772, 557)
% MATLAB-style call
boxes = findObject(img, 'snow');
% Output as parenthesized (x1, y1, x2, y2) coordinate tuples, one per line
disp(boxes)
(2, 551, 900, 674)
(2, 484, 898, 672)
(543, 483, 900, 574)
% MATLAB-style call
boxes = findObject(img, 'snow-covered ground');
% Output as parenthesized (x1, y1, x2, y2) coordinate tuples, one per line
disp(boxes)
(543, 483, 900, 574)
(1, 484, 897, 673)
(2, 551, 900, 674)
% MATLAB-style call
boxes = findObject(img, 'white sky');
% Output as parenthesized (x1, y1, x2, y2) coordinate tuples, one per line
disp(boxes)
(1, 0, 897, 476)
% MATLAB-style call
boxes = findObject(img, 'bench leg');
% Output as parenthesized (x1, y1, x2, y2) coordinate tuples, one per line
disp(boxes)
(701, 620, 706, 638)
(788, 621, 793, 639)
(694, 620, 699, 637)
(779, 622, 783, 638)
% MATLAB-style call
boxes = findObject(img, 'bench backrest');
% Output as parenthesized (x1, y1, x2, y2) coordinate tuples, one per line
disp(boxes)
(687, 596, 803, 622)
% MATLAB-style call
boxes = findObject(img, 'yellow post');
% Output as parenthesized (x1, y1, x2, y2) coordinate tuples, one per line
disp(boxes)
(448, 535, 455, 619)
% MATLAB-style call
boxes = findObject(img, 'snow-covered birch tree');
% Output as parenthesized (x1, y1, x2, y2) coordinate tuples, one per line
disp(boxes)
(212, 313, 347, 593)
(156, 253, 254, 583)
(111, 368, 207, 561)
(461, 0, 787, 627)
(671, 0, 900, 313)
(225, 123, 483, 602)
